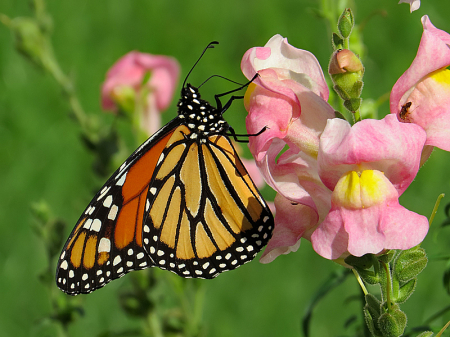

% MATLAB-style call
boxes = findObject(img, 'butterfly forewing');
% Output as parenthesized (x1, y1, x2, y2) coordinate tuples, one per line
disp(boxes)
(56, 120, 181, 294)
(142, 127, 273, 279)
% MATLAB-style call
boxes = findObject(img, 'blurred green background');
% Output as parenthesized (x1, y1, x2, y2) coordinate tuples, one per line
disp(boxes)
(1, 0, 450, 336)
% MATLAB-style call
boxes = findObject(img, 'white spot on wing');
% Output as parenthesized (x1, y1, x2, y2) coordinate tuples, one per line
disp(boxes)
(83, 218, 92, 229)
(113, 255, 122, 266)
(91, 219, 102, 232)
(98, 238, 111, 253)
(108, 205, 119, 220)
(97, 186, 111, 201)
(103, 195, 113, 208)
(60, 260, 68, 270)
(116, 173, 127, 186)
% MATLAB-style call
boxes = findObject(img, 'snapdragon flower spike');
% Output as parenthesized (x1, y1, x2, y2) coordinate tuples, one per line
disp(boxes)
(240, 35, 336, 263)
(311, 115, 429, 260)
(390, 16, 450, 152)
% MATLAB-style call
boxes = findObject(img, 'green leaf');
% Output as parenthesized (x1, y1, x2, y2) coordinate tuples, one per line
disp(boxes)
(394, 247, 428, 284)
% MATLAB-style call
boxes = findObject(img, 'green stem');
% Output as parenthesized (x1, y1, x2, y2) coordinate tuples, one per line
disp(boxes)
(436, 320, 450, 337)
(380, 261, 392, 312)
(352, 269, 368, 295)
(429, 193, 445, 226)
(43, 53, 91, 138)
(353, 108, 361, 122)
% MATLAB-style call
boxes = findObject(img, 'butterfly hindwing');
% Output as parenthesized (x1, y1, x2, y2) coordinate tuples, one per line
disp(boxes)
(141, 126, 273, 279)
(56, 119, 181, 294)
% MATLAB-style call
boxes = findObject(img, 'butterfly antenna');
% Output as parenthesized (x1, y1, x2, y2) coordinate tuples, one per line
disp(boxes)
(182, 41, 219, 88)
(198, 74, 244, 89)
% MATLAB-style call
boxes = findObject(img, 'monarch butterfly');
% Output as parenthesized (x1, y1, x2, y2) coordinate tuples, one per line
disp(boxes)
(56, 42, 274, 295)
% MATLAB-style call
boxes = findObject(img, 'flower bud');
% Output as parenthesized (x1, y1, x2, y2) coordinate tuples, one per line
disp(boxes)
(378, 308, 407, 337)
(329, 50, 364, 110)
(6, 16, 50, 69)
(338, 8, 354, 39)
(329, 49, 364, 74)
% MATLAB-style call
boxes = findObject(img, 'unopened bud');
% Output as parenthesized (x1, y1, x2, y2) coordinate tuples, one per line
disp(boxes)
(338, 8, 354, 39)
(329, 49, 364, 111)
(378, 308, 407, 337)
(329, 49, 363, 74)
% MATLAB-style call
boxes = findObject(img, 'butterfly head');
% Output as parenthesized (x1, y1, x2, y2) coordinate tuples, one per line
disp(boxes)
(177, 84, 229, 141)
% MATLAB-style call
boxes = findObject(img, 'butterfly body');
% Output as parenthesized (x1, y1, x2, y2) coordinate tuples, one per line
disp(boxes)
(56, 79, 273, 295)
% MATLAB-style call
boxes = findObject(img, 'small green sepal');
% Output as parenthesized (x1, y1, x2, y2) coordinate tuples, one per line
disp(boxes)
(378, 250, 395, 264)
(345, 254, 373, 269)
(395, 278, 416, 303)
(333, 84, 351, 100)
(356, 268, 379, 284)
(332, 33, 344, 50)
(343, 98, 361, 112)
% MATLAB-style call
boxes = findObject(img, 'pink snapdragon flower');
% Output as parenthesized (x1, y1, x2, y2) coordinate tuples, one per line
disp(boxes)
(241, 35, 335, 262)
(311, 115, 429, 260)
(101, 51, 180, 135)
(242, 36, 429, 263)
(390, 16, 450, 153)
(398, 0, 421, 12)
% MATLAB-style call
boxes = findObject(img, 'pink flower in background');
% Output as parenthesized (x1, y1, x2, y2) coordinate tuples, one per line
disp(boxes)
(390, 16, 450, 153)
(312, 115, 428, 260)
(241, 35, 335, 263)
(101, 51, 180, 135)
(398, 0, 421, 12)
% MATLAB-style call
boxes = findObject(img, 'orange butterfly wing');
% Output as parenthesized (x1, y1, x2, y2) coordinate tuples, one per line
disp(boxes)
(56, 120, 180, 294)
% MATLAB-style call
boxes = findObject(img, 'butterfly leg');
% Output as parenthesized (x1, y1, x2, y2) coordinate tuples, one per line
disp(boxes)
(227, 126, 268, 143)
(215, 74, 259, 111)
